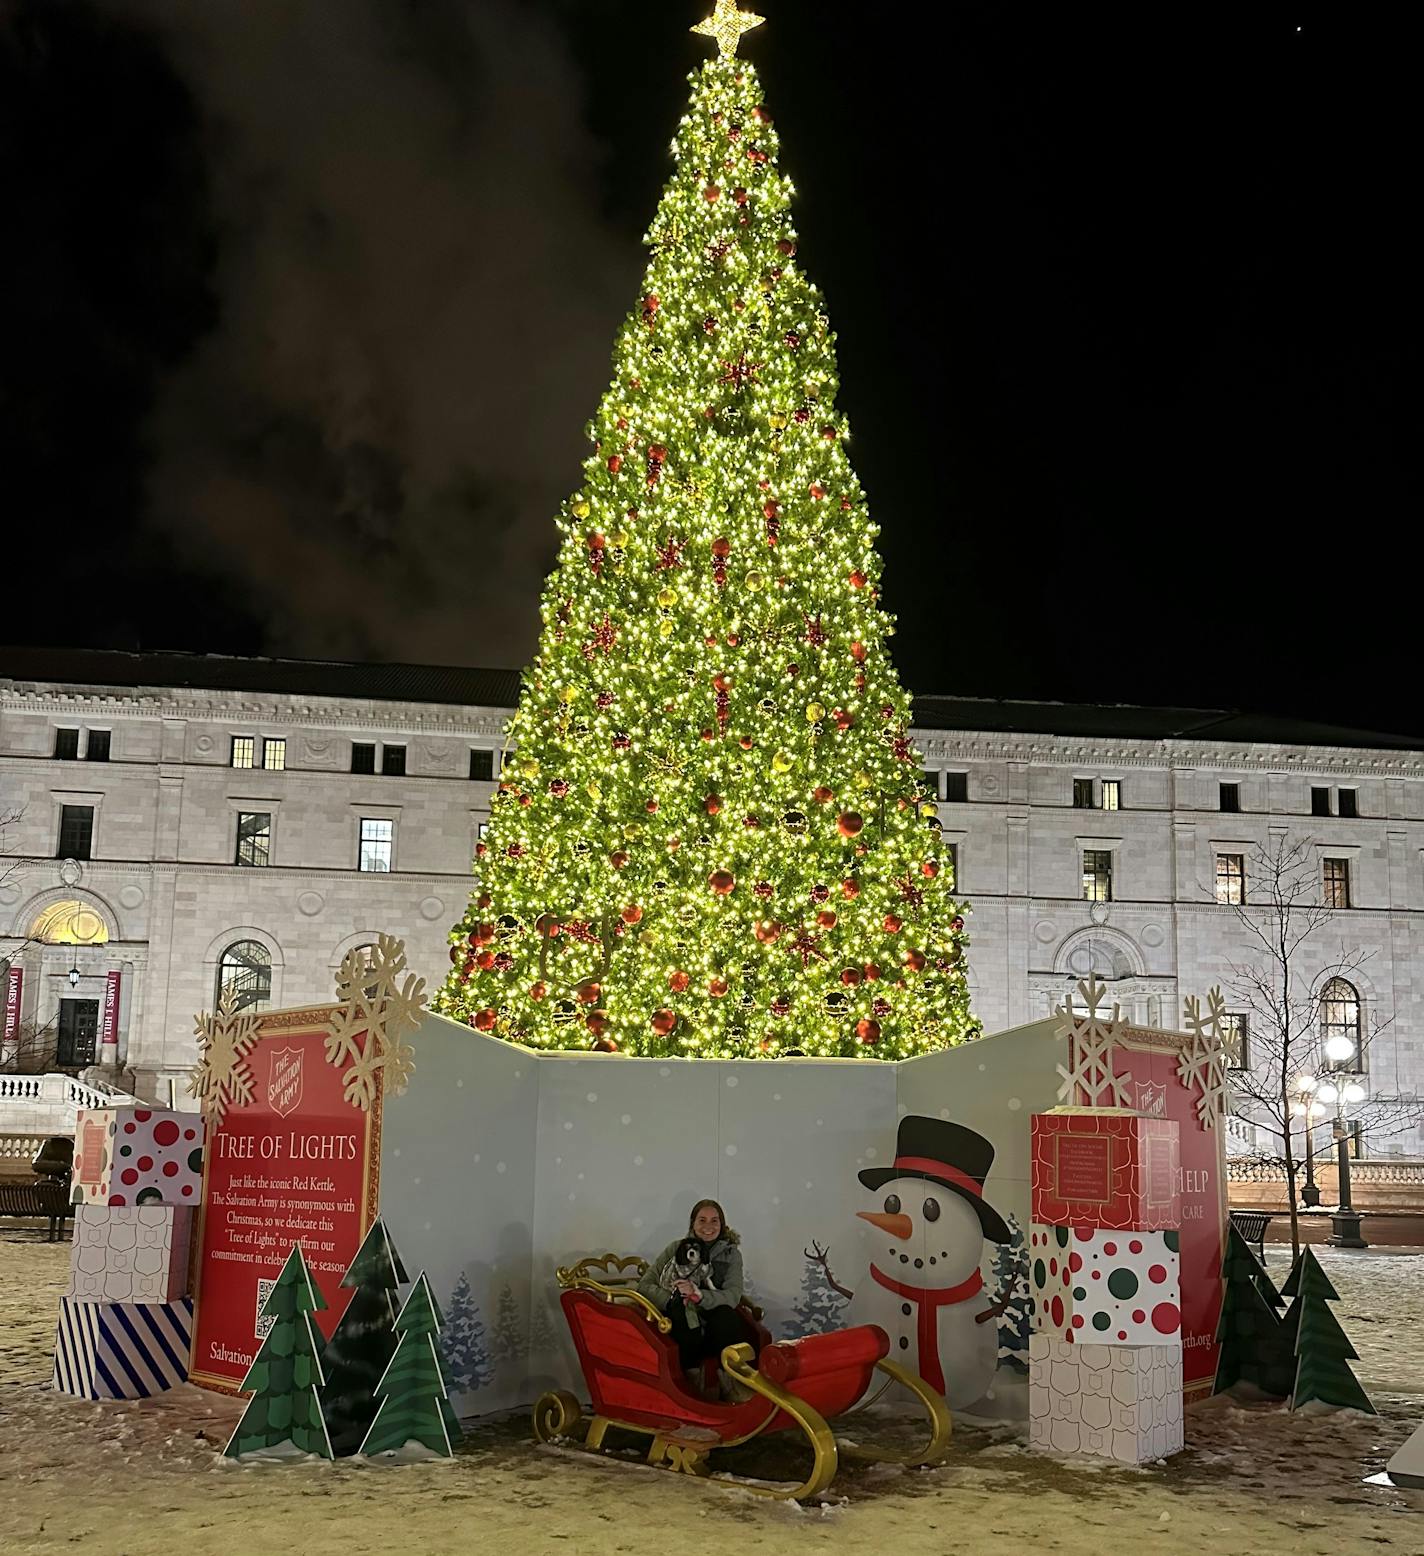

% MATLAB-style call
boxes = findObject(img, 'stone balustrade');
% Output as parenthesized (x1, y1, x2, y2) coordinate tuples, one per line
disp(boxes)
(0, 1073, 138, 1137)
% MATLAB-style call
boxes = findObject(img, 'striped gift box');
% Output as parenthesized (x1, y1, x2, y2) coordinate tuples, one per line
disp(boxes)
(52, 1296, 194, 1400)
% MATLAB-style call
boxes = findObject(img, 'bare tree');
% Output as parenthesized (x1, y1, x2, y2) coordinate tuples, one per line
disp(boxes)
(1221, 833, 1422, 1260)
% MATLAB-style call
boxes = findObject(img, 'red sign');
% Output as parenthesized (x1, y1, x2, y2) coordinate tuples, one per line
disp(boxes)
(1053, 1134, 1112, 1202)
(2, 966, 21, 1052)
(1092, 1030, 1227, 1401)
(100, 970, 121, 1052)
(189, 1013, 381, 1393)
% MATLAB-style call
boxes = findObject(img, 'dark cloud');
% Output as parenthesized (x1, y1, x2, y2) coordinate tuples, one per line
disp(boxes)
(109, 0, 634, 666)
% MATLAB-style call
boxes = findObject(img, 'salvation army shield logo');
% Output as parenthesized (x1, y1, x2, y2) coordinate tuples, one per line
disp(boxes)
(1134, 1079, 1167, 1117)
(267, 1046, 304, 1118)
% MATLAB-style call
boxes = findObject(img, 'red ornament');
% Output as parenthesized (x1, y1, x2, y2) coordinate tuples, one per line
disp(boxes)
(863, 962, 882, 982)
(607, 454, 622, 473)
(813, 786, 835, 804)
(952, 915, 966, 933)
(856, 1019, 881, 1045)
(476, 950, 496, 971)
(648, 444, 667, 464)
(922, 860, 940, 878)
(810, 883, 831, 904)
(821, 424, 837, 441)
(786, 662, 800, 677)
(733, 186, 748, 205)
(816, 910, 838, 929)
(708, 977, 730, 998)
(739, 735, 754, 750)
(651, 1009, 678, 1036)
(833, 709, 854, 732)
(473, 1009, 497, 1032)
(840, 967, 862, 986)
(784, 330, 800, 349)
(610, 851, 629, 870)
(669, 970, 691, 993)
(704, 184, 721, 202)
(643, 293, 659, 316)
(576, 980, 601, 1005)
(762, 498, 781, 520)
(645, 798, 659, 813)
(778, 238, 797, 257)
(621, 904, 643, 925)
(754, 920, 782, 944)
(848, 569, 867, 589)
(711, 536, 731, 557)
(477, 893, 492, 909)
(586, 1012, 610, 1037)
(837, 812, 864, 838)
(704, 794, 723, 815)
(701, 728, 716, 742)
(850, 641, 867, 662)
(809, 482, 826, 501)
(883, 914, 903, 933)
(592, 1036, 621, 1053)
(842, 879, 860, 900)
(754, 881, 774, 898)
(904, 949, 927, 972)
(529, 982, 547, 1001)
(709, 869, 736, 895)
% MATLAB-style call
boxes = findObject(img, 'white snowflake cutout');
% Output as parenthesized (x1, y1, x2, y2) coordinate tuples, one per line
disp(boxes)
(1053, 974, 1133, 1109)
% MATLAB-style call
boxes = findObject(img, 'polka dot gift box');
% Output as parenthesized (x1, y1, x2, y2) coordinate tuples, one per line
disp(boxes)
(70, 1107, 205, 1208)
(1029, 1223, 1182, 1347)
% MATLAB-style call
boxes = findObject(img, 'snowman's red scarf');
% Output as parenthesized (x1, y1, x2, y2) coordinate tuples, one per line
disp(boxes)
(869, 1264, 984, 1394)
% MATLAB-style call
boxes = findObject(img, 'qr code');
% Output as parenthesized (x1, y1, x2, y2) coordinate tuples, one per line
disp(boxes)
(255, 1278, 277, 1341)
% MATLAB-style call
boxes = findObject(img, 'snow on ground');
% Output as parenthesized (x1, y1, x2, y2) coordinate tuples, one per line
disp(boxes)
(1, 1229, 1420, 1555)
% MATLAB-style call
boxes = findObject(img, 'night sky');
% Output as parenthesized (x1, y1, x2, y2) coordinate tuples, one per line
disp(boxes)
(2, 3, 1412, 732)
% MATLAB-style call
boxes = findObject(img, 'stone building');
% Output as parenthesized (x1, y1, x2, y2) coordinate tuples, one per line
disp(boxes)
(2, 648, 1421, 1153)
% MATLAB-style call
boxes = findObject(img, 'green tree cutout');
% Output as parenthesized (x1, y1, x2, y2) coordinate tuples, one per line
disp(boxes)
(224, 1244, 332, 1460)
(318, 1218, 409, 1456)
(434, 12, 973, 1060)
(1213, 1221, 1295, 1400)
(359, 1273, 461, 1458)
(1284, 1248, 1375, 1414)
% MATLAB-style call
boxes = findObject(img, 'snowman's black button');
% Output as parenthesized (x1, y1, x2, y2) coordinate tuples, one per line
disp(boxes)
(898, 1336, 909, 1350)
(901, 1303, 912, 1317)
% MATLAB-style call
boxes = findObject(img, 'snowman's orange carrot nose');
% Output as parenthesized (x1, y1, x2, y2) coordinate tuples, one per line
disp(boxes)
(857, 1210, 913, 1240)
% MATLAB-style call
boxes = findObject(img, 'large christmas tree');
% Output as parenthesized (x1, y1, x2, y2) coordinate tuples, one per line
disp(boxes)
(437, 2, 973, 1060)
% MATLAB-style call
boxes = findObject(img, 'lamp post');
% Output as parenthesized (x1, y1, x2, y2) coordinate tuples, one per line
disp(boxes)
(1315, 1071, 1368, 1249)
(1291, 1074, 1323, 1208)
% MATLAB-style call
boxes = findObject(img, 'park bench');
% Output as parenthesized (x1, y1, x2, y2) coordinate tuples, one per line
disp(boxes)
(0, 1178, 72, 1241)
(1229, 1208, 1273, 1263)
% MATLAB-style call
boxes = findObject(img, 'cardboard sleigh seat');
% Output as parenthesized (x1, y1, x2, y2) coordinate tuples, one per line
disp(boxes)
(532, 1255, 953, 1501)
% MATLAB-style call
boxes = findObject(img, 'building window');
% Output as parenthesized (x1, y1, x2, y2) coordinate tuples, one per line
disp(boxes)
(469, 749, 494, 781)
(944, 841, 960, 890)
(235, 811, 272, 867)
(381, 744, 407, 777)
(1073, 778, 1094, 809)
(944, 771, 968, 804)
(1349, 1120, 1364, 1159)
(54, 728, 79, 761)
(1338, 788, 1358, 818)
(56, 998, 99, 1068)
(57, 805, 94, 861)
(1222, 1013, 1249, 1070)
(477, 821, 490, 842)
(1082, 849, 1113, 902)
(360, 818, 394, 872)
(1319, 976, 1361, 1070)
(1219, 782, 1240, 813)
(1215, 853, 1246, 905)
(262, 738, 286, 771)
(352, 742, 376, 774)
(1323, 857, 1351, 909)
(1311, 785, 1331, 817)
(217, 940, 272, 1013)
(231, 736, 255, 769)
(84, 729, 111, 762)
(1101, 780, 1121, 812)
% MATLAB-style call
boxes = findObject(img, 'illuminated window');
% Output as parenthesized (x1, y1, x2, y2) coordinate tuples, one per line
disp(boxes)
(1215, 853, 1246, 905)
(1101, 780, 1121, 812)
(360, 818, 393, 872)
(1323, 857, 1351, 909)
(1319, 977, 1361, 1070)
(1082, 850, 1113, 902)
(1222, 1013, 1249, 1070)
(30, 900, 109, 945)
(231, 736, 255, 769)
(217, 940, 272, 1012)
(262, 738, 286, 771)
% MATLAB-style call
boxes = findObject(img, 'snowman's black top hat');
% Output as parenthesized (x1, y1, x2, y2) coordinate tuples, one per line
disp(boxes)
(859, 1116, 1011, 1244)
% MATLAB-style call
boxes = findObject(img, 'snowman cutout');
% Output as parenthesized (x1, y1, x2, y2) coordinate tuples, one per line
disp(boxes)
(855, 1116, 1011, 1412)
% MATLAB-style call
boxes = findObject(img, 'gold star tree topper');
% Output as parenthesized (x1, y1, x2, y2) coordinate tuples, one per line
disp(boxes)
(693, 0, 765, 58)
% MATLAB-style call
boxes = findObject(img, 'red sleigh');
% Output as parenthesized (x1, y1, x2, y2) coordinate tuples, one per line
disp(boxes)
(533, 1255, 953, 1500)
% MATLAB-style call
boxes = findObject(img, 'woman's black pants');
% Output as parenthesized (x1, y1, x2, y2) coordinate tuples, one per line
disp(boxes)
(665, 1299, 746, 1371)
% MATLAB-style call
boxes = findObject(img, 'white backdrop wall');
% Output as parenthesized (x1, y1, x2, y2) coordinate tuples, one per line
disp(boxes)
(379, 1013, 1062, 1420)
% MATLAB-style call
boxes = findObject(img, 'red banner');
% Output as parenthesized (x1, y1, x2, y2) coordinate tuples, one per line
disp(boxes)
(100, 970, 121, 1052)
(189, 1012, 381, 1393)
(1074, 1028, 1227, 1401)
(2, 966, 22, 1052)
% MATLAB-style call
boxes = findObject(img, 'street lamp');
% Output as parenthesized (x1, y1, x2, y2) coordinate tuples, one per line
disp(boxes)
(67, 962, 81, 989)
(1316, 1075, 1369, 1249)
(1291, 1074, 1322, 1208)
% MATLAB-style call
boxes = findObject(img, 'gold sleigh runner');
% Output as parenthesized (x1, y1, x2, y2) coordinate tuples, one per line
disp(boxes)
(534, 1255, 952, 1501)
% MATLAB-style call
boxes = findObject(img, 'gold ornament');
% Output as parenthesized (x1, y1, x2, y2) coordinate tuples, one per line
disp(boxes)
(745, 570, 765, 591)
(771, 749, 795, 774)
(657, 586, 678, 608)
(587, 780, 602, 801)
(559, 685, 578, 704)
(692, 0, 765, 58)
(572, 498, 590, 519)
(805, 702, 825, 724)
(659, 619, 675, 638)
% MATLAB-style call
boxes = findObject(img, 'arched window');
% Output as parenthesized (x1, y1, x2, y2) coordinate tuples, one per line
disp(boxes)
(30, 899, 109, 945)
(1319, 977, 1362, 1071)
(217, 941, 272, 1013)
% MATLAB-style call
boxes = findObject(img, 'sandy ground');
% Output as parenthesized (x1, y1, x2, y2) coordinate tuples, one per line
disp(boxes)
(1, 1228, 1420, 1556)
